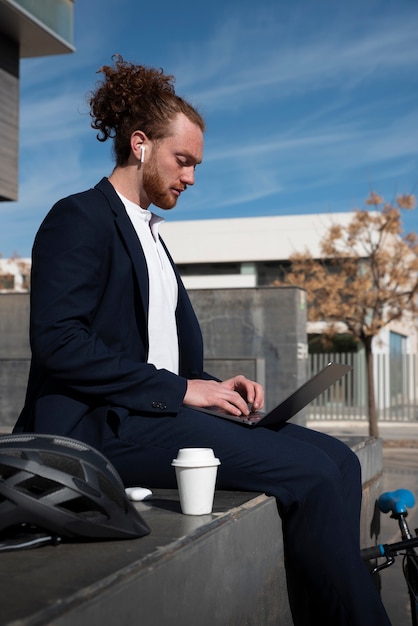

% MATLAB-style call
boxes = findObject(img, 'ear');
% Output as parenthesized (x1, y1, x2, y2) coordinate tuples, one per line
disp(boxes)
(130, 130, 148, 163)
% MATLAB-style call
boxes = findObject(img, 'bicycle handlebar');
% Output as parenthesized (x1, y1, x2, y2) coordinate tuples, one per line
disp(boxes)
(361, 536, 418, 562)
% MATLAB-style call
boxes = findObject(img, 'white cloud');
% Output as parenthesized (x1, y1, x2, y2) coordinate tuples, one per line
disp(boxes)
(179, 9, 418, 112)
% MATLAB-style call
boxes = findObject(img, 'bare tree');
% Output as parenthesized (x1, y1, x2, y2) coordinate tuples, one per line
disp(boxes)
(283, 192, 418, 437)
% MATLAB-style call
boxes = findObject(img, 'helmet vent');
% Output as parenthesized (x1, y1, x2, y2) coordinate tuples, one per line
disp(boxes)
(18, 475, 61, 498)
(58, 495, 108, 520)
(38, 453, 84, 479)
(0, 462, 20, 480)
(0, 449, 23, 459)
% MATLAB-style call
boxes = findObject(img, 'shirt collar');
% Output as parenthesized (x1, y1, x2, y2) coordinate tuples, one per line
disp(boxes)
(116, 191, 165, 241)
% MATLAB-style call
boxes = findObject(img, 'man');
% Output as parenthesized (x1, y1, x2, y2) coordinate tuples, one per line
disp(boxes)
(14, 56, 390, 625)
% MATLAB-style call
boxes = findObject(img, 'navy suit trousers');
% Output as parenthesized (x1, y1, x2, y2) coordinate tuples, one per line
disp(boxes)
(101, 407, 391, 626)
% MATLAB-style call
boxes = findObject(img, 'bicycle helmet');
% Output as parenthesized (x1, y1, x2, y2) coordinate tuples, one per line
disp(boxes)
(0, 433, 150, 542)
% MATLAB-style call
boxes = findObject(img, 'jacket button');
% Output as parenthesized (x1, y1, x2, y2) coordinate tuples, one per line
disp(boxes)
(152, 401, 167, 410)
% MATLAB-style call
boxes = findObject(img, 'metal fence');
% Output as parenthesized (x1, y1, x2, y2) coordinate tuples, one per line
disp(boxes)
(307, 352, 418, 422)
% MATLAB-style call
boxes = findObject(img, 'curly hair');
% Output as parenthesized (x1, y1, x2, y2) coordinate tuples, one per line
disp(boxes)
(89, 54, 205, 166)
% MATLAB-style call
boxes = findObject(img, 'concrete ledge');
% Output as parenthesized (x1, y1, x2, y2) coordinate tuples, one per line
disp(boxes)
(0, 491, 291, 626)
(338, 435, 384, 548)
(0, 436, 383, 626)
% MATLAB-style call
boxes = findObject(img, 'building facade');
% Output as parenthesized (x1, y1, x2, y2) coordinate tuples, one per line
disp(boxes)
(0, 0, 75, 201)
(159, 213, 417, 352)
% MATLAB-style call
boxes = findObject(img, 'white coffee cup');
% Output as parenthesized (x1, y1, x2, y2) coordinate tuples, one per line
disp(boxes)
(172, 448, 221, 515)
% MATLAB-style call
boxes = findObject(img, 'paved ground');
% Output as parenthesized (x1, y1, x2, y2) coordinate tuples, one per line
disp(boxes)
(306, 418, 418, 447)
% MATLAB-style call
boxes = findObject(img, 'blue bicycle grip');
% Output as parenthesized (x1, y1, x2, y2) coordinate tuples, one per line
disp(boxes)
(361, 544, 385, 561)
(378, 489, 415, 515)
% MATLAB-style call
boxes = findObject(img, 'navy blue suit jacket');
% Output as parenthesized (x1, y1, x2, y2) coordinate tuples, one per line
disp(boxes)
(15, 178, 213, 446)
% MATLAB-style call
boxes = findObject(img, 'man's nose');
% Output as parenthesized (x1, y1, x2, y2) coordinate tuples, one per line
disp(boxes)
(181, 166, 195, 186)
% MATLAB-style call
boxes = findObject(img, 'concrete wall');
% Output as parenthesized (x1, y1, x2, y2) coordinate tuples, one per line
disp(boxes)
(0, 293, 30, 427)
(0, 286, 307, 427)
(189, 286, 308, 416)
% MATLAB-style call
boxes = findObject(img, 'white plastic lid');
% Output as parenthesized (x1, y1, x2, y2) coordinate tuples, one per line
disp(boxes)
(172, 447, 221, 467)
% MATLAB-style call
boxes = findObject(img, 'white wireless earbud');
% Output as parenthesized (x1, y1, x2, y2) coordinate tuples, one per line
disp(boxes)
(140, 145, 145, 163)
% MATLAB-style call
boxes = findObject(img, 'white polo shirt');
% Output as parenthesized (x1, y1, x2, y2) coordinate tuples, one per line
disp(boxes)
(117, 192, 179, 374)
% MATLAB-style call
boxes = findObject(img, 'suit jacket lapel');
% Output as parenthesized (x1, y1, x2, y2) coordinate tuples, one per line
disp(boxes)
(94, 178, 149, 324)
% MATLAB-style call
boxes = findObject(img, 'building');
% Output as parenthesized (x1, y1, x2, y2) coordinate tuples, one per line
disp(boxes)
(3, 211, 415, 355)
(0, 256, 30, 292)
(160, 212, 355, 289)
(160, 212, 418, 349)
(0, 0, 75, 202)
(160, 212, 418, 417)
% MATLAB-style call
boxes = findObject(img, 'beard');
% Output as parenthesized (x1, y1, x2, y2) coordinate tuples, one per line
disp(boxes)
(142, 156, 178, 210)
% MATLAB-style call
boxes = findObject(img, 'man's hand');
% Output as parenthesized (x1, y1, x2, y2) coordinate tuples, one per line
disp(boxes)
(184, 375, 264, 416)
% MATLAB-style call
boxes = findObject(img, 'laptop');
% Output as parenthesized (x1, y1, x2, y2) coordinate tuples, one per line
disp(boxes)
(185, 361, 352, 428)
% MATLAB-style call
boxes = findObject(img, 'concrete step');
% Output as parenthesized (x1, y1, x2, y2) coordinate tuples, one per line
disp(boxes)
(0, 491, 291, 626)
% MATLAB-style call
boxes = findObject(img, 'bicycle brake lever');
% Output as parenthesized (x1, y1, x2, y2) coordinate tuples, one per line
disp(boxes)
(370, 553, 395, 576)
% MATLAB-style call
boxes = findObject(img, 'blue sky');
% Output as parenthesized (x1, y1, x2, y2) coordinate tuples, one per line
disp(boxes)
(1, 0, 418, 257)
